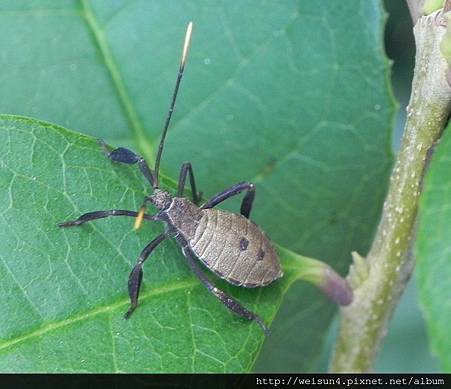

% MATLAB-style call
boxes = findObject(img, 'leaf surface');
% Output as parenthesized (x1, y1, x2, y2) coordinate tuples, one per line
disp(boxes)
(416, 126, 451, 372)
(0, 0, 394, 372)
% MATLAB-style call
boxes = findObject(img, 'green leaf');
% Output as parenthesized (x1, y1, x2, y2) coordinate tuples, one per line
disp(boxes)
(0, 116, 349, 371)
(0, 0, 394, 372)
(375, 280, 440, 372)
(416, 125, 451, 372)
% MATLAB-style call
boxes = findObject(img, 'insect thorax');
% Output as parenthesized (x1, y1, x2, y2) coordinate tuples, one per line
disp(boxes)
(158, 197, 203, 239)
(150, 189, 173, 210)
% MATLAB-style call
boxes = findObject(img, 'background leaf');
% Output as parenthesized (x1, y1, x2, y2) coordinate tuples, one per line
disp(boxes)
(416, 124, 451, 372)
(0, 0, 394, 371)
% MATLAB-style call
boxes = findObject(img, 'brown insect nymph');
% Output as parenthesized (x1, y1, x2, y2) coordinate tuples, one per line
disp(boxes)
(58, 22, 283, 335)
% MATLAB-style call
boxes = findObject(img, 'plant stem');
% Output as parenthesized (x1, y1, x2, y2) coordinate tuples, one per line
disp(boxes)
(407, 0, 427, 23)
(330, 9, 451, 372)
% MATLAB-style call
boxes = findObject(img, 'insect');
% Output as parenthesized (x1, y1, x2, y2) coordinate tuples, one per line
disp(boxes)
(58, 22, 283, 335)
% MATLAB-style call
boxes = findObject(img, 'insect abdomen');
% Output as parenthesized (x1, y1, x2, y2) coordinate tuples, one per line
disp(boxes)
(188, 208, 283, 287)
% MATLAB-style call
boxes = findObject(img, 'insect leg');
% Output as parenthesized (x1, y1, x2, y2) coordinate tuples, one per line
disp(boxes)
(201, 182, 255, 218)
(180, 244, 270, 336)
(124, 232, 168, 319)
(98, 139, 156, 188)
(58, 210, 153, 228)
(177, 162, 202, 204)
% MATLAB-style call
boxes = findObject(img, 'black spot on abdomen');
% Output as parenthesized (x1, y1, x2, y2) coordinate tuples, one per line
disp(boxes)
(239, 237, 249, 251)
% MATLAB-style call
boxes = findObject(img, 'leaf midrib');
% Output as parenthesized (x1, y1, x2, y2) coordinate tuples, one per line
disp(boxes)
(80, 0, 154, 161)
(0, 277, 199, 353)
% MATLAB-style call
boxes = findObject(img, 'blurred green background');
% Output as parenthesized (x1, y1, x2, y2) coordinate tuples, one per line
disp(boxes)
(259, 0, 440, 372)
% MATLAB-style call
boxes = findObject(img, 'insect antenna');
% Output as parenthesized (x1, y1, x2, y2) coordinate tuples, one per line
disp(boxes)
(153, 21, 193, 188)
(134, 22, 193, 230)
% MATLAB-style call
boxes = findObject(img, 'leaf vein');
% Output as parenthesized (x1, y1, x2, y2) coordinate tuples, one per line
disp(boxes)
(79, 0, 153, 161)
(0, 278, 199, 353)
(0, 252, 44, 321)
